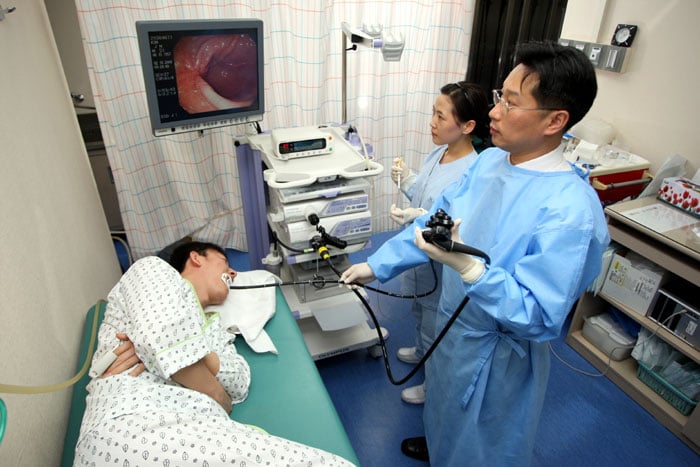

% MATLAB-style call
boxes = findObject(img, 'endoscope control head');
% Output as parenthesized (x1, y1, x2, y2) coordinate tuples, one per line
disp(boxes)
(421, 208, 453, 245)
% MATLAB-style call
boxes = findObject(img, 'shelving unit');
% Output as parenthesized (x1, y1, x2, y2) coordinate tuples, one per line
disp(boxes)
(566, 197, 700, 454)
(238, 127, 387, 360)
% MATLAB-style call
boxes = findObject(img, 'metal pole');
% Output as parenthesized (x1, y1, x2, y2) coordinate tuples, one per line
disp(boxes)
(342, 31, 347, 124)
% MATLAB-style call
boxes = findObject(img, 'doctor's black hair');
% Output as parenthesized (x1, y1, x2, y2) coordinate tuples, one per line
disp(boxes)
(169, 241, 227, 272)
(513, 41, 597, 131)
(441, 81, 491, 142)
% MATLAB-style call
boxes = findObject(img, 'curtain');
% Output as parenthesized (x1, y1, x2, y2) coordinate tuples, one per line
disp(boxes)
(75, 0, 475, 259)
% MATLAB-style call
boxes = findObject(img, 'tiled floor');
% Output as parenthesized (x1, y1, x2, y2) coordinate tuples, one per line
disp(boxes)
(228, 232, 699, 466)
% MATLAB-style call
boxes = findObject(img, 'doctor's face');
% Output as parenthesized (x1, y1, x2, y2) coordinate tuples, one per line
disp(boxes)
(430, 93, 465, 146)
(488, 64, 556, 161)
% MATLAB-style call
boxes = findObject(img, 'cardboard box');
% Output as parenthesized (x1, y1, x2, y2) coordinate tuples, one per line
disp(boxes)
(601, 251, 668, 315)
(657, 176, 700, 218)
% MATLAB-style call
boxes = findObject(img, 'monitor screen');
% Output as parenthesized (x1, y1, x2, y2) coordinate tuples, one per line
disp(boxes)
(136, 19, 264, 136)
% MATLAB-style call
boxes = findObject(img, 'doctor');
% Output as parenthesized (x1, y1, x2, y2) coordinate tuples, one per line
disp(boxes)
(340, 41, 610, 465)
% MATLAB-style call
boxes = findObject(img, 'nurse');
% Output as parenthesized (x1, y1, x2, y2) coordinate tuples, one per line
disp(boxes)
(340, 41, 610, 465)
(389, 81, 489, 405)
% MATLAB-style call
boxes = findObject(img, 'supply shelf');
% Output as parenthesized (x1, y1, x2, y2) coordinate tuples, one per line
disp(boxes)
(566, 197, 700, 454)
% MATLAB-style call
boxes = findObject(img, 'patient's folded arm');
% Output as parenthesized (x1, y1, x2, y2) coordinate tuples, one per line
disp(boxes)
(102, 333, 145, 377)
(172, 357, 232, 413)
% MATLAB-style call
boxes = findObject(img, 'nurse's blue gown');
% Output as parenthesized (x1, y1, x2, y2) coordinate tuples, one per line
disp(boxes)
(400, 145, 477, 358)
(367, 148, 609, 466)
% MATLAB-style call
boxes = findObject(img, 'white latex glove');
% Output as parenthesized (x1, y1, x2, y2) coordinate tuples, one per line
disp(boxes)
(391, 157, 410, 185)
(339, 262, 376, 289)
(390, 204, 427, 225)
(413, 219, 485, 283)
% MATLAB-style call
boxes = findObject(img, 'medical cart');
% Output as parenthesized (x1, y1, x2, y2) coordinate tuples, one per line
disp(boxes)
(235, 125, 387, 359)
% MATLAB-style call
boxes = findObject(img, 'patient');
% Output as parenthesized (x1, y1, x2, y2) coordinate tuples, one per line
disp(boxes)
(75, 241, 355, 466)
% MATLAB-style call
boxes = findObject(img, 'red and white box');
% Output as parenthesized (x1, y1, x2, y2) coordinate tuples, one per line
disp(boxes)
(657, 177, 700, 218)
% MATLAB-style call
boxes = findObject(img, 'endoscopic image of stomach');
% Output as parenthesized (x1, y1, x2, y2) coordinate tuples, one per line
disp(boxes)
(173, 33, 258, 114)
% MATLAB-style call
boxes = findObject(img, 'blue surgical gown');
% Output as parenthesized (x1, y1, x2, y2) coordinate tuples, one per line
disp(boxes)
(401, 145, 477, 358)
(367, 147, 609, 466)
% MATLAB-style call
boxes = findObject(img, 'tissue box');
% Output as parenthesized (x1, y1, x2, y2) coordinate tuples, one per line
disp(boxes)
(582, 313, 636, 360)
(601, 252, 668, 315)
(657, 177, 700, 218)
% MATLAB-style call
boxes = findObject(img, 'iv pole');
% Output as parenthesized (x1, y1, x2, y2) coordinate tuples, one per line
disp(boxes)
(340, 22, 404, 124)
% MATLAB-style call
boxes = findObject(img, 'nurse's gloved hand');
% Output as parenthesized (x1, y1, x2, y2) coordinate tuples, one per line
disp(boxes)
(390, 204, 427, 225)
(391, 157, 409, 185)
(414, 220, 485, 284)
(339, 262, 376, 289)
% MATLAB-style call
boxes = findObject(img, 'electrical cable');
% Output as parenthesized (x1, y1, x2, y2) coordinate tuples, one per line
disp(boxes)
(549, 308, 690, 378)
(269, 230, 440, 299)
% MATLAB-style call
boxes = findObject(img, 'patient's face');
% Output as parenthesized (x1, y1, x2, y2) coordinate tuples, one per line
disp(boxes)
(202, 250, 236, 305)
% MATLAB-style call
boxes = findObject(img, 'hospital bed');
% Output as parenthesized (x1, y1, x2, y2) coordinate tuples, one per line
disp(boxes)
(60, 289, 360, 466)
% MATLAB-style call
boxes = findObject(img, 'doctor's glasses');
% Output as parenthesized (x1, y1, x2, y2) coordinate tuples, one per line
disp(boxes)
(492, 89, 558, 115)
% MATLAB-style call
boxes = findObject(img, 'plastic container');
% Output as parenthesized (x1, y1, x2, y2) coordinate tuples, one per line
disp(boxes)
(587, 151, 651, 204)
(637, 361, 699, 415)
(582, 313, 636, 361)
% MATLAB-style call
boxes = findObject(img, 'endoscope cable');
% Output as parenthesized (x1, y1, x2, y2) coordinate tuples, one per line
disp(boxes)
(322, 253, 472, 386)
(265, 232, 440, 299)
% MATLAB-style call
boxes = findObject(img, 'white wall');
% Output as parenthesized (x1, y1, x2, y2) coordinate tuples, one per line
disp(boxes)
(563, 0, 699, 177)
(45, 0, 94, 114)
(0, 1, 122, 465)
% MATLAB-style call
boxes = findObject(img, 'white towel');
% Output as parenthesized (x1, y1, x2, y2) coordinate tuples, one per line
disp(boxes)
(207, 270, 280, 354)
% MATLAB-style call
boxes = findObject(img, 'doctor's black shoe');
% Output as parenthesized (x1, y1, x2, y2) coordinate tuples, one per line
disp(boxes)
(401, 436, 429, 462)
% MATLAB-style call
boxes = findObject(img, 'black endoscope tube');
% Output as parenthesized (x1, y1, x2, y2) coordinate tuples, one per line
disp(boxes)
(324, 258, 472, 386)
(352, 283, 470, 386)
(229, 245, 477, 385)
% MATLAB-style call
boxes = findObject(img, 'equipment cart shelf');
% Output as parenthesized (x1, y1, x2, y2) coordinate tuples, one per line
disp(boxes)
(235, 125, 386, 360)
(566, 197, 700, 454)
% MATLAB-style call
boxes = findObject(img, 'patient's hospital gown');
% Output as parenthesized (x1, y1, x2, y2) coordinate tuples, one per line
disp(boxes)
(75, 256, 354, 466)
(368, 147, 609, 466)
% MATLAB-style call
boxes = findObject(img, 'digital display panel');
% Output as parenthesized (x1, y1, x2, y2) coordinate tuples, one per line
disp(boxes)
(278, 138, 328, 155)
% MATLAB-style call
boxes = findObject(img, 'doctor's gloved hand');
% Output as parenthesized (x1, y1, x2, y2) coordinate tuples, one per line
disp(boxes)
(390, 204, 427, 225)
(339, 262, 376, 289)
(414, 220, 485, 284)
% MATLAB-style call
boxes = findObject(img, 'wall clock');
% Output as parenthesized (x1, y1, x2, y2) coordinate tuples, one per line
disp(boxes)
(611, 24, 638, 47)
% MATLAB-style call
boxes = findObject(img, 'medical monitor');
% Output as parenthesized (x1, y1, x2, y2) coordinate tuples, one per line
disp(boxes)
(136, 19, 264, 136)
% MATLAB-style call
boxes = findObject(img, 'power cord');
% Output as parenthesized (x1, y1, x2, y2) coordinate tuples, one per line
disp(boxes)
(267, 230, 439, 299)
(549, 308, 690, 378)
